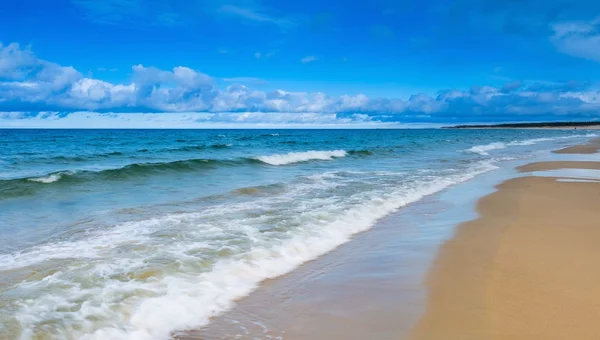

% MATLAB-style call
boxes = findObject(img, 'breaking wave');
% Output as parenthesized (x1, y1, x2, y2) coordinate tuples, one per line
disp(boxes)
(1, 150, 372, 198)
(4, 162, 498, 340)
(255, 150, 347, 165)
(26, 171, 76, 184)
(466, 142, 507, 155)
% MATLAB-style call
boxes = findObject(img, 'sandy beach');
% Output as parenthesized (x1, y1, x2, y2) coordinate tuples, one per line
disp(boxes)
(553, 137, 600, 154)
(411, 141, 600, 339)
(4, 1, 600, 337)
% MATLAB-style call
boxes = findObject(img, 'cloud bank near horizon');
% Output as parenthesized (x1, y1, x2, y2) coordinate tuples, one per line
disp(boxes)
(1, 42, 600, 127)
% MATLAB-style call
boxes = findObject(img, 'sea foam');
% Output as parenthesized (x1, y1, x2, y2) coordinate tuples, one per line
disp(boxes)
(466, 142, 507, 155)
(9, 161, 497, 340)
(256, 150, 347, 165)
(467, 134, 597, 155)
(26, 171, 74, 184)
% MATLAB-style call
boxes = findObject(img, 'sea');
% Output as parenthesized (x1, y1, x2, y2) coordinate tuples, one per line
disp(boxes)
(0, 128, 595, 340)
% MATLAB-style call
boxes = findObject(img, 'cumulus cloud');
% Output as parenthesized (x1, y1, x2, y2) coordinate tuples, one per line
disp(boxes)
(222, 77, 267, 85)
(1, 42, 600, 126)
(0, 111, 403, 129)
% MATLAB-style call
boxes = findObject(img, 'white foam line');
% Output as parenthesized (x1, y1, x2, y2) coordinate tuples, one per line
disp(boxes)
(465, 134, 598, 156)
(10, 162, 498, 340)
(71, 164, 498, 339)
(466, 142, 507, 155)
(255, 150, 347, 165)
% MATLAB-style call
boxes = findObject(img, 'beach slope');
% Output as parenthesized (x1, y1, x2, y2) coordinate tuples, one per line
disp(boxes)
(411, 162, 600, 339)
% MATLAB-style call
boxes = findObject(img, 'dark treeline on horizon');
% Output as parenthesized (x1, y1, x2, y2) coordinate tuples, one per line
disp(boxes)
(445, 121, 600, 129)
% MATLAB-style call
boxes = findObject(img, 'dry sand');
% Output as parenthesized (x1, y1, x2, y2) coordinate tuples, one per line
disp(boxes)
(410, 166, 600, 340)
(553, 137, 600, 154)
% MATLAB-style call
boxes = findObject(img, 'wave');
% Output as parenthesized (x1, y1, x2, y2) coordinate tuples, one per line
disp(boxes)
(26, 171, 76, 184)
(210, 143, 232, 149)
(348, 149, 375, 156)
(4, 149, 359, 189)
(255, 150, 347, 165)
(466, 142, 507, 155)
(4, 161, 498, 339)
(508, 134, 596, 146)
(16, 151, 127, 164)
(507, 137, 554, 146)
(3, 149, 375, 197)
(466, 134, 597, 155)
(0, 158, 260, 199)
(2, 149, 358, 197)
(17, 144, 235, 165)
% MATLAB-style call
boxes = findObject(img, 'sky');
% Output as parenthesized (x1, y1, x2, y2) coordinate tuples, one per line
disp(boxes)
(1, 0, 600, 128)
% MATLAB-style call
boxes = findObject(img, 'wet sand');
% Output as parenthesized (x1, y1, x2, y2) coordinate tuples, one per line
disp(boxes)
(517, 161, 600, 172)
(411, 161, 600, 339)
(553, 137, 600, 154)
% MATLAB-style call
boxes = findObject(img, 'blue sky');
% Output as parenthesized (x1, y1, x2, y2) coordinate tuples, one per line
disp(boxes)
(1, 0, 600, 127)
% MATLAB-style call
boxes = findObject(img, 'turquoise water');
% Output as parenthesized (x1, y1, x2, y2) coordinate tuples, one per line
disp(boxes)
(0, 128, 595, 339)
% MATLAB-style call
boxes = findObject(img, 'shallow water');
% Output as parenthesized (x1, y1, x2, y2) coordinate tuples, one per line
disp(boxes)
(187, 154, 523, 340)
(0, 128, 595, 339)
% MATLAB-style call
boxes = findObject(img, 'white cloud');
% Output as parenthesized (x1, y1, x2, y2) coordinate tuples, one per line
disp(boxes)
(551, 17, 600, 63)
(254, 50, 276, 59)
(300, 55, 318, 63)
(0, 111, 406, 129)
(218, 5, 293, 28)
(1, 42, 600, 126)
(222, 77, 266, 85)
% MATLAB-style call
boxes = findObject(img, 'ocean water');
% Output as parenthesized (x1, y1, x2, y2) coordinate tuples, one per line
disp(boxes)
(0, 128, 595, 340)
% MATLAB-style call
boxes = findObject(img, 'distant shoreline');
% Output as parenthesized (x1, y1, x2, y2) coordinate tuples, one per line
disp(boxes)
(444, 121, 600, 129)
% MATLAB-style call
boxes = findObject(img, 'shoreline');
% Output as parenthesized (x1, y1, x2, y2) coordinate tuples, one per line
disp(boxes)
(553, 137, 600, 154)
(173, 136, 600, 340)
(175, 192, 458, 339)
(411, 140, 600, 339)
(2, 132, 599, 339)
(444, 123, 600, 129)
(174, 161, 515, 339)
(446, 126, 600, 130)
